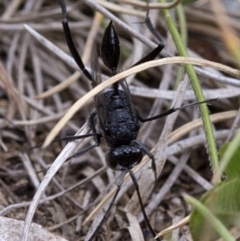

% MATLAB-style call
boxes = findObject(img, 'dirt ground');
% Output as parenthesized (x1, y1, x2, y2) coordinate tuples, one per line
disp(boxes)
(0, 0, 240, 241)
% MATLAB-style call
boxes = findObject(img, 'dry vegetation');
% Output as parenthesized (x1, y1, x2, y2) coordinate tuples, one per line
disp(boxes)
(0, 0, 240, 241)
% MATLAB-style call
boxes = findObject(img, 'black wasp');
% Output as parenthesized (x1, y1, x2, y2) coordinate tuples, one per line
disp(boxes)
(58, 0, 211, 240)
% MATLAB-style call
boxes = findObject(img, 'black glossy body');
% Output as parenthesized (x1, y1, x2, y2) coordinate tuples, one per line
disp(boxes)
(91, 21, 148, 172)
(95, 89, 139, 147)
(58, 0, 164, 238)
(101, 21, 120, 74)
(95, 88, 142, 170)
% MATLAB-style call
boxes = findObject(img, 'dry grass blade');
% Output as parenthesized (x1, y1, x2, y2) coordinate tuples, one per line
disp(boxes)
(43, 56, 240, 147)
(127, 212, 145, 241)
(0, 61, 27, 122)
(115, 0, 181, 9)
(97, 0, 145, 17)
(24, 24, 79, 71)
(210, 0, 240, 67)
(130, 87, 240, 100)
(22, 124, 89, 241)
(155, 215, 190, 238)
